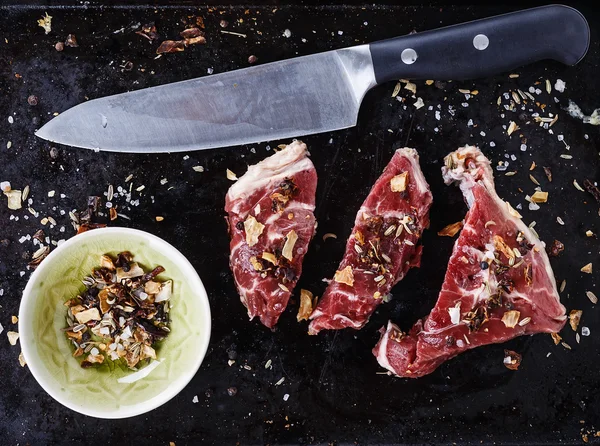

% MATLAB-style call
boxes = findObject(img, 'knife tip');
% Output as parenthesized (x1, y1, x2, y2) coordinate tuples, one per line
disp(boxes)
(34, 124, 49, 141)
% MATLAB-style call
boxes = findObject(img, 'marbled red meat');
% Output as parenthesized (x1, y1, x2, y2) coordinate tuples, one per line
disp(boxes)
(225, 141, 317, 328)
(374, 146, 566, 378)
(309, 148, 432, 334)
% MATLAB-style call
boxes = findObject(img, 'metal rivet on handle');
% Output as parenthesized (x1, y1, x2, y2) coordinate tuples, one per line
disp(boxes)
(473, 34, 489, 50)
(401, 48, 418, 65)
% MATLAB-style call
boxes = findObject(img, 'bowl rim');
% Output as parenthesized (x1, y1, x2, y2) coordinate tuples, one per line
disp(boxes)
(19, 226, 212, 419)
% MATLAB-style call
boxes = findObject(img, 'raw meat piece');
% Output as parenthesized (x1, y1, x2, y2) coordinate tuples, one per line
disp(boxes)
(374, 146, 566, 378)
(225, 141, 317, 328)
(309, 148, 433, 334)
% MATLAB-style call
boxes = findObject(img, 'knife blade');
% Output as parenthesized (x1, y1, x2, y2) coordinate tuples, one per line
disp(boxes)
(36, 5, 589, 153)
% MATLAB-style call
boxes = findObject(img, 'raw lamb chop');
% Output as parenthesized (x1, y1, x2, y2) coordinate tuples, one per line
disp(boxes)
(374, 146, 566, 378)
(309, 148, 433, 334)
(225, 141, 317, 328)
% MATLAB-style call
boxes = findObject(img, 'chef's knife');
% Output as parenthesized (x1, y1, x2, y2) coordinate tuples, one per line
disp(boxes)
(36, 5, 589, 153)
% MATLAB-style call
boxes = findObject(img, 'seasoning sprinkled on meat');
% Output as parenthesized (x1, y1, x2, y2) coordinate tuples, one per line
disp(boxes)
(309, 148, 432, 334)
(225, 141, 317, 328)
(374, 146, 566, 378)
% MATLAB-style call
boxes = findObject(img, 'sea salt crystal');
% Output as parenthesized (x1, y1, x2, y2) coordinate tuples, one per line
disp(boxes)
(467, 119, 473, 127)
(480, 131, 486, 137)
(0, 289, 3, 296)
(19, 271, 25, 277)
(520, 144, 527, 151)
(337, 31, 343, 35)
(516, 203, 523, 210)
(192, 395, 199, 403)
(528, 87, 536, 94)
(183, 155, 190, 160)
(283, 29, 291, 38)
(207, 68, 213, 74)
(8, 116, 14, 124)
(461, 102, 469, 108)
(557, 135, 564, 141)
(554, 79, 566, 92)
(283, 394, 290, 401)
(584, 134, 589, 140)
(582, 326, 590, 336)
(510, 154, 517, 161)
(0, 323, 3, 335)
(489, 142, 496, 147)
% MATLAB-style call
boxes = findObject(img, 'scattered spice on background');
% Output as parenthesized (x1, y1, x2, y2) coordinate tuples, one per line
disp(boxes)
(503, 350, 522, 370)
(37, 12, 52, 34)
(65, 34, 79, 48)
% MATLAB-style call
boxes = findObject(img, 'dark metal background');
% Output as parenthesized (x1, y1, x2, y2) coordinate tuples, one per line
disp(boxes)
(0, 2, 599, 444)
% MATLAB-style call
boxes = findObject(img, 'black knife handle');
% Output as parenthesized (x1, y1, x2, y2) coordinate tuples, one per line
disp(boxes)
(369, 5, 590, 84)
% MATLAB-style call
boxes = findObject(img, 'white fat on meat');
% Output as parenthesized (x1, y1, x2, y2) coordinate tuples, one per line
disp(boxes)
(227, 141, 312, 214)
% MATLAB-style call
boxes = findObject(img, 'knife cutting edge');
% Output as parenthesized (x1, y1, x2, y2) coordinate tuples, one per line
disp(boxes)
(35, 5, 589, 153)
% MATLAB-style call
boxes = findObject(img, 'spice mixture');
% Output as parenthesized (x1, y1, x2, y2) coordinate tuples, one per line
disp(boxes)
(63, 252, 171, 369)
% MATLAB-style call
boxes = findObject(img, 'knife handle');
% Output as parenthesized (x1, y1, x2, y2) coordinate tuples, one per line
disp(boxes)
(369, 5, 590, 84)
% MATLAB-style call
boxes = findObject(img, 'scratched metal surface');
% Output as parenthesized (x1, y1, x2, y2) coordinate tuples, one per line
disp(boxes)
(0, 2, 599, 445)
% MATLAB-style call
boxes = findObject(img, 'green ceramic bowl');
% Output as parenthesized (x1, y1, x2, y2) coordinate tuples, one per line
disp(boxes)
(19, 227, 211, 419)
